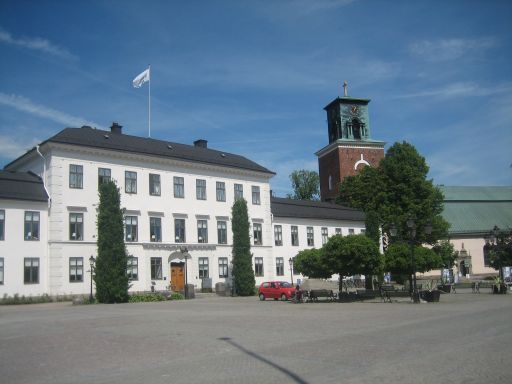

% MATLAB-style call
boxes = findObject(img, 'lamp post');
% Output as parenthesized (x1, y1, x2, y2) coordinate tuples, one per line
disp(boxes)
(288, 257, 294, 285)
(389, 218, 431, 303)
(89, 255, 96, 302)
(179, 246, 190, 298)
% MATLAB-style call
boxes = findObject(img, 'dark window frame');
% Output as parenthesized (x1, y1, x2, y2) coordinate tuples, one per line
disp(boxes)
(307, 226, 314, 246)
(198, 257, 209, 278)
(98, 168, 111, 186)
(24, 211, 40, 241)
(69, 212, 84, 241)
(196, 179, 207, 200)
(127, 256, 139, 280)
(69, 164, 83, 189)
(175, 218, 186, 243)
(252, 186, 261, 205)
(24, 258, 39, 284)
(125, 216, 138, 242)
(69, 257, 84, 282)
(150, 217, 162, 242)
(276, 257, 284, 276)
(218, 257, 228, 278)
(197, 220, 208, 243)
(150, 257, 162, 280)
(234, 183, 243, 201)
(274, 225, 282, 246)
(254, 257, 264, 277)
(216, 181, 226, 202)
(149, 173, 161, 196)
(253, 223, 263, 245)
(291, 226, 299, 246)
(125, 171, 137, 194)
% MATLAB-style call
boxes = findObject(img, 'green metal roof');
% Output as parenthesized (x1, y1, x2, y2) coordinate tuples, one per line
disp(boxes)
(441, 186, 512, 201)
(439, 186, 512, 235)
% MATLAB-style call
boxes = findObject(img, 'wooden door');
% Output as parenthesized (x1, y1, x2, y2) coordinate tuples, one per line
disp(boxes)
(171, 265, 185, 291)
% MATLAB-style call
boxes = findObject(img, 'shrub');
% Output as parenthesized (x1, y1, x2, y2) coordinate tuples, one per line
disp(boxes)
(128, 293, 166, 303)
(169, 292, 184, 300)
(1, 293, 53, 305)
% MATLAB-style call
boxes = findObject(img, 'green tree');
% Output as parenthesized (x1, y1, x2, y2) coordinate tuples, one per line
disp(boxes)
(323, 234, 383, 291)
(95, 181, 129, 303)
(338, 142, 449, 245)
(487, 226, 512, 281)
(231, 199, 255, 296)
(288, 169, 320, 200)
(432, 240, 457, 269)
(293, 248, 331, 279)
(384, 243, 442, 287)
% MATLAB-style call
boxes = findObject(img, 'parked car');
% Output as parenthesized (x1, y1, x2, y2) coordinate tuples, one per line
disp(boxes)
(258, 281, 295, 301)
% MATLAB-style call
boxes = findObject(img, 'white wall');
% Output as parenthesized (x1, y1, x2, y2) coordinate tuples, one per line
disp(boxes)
(0, 200, 48, 297)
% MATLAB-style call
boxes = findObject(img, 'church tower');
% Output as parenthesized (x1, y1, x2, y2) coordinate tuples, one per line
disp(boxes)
(316, 82, 385, 202)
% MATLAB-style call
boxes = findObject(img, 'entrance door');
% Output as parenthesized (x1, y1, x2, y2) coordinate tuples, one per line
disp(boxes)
(171, 264, 185, 291)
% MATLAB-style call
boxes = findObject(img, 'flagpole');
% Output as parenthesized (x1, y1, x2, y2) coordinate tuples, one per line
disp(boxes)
(148, 65, 151, 138)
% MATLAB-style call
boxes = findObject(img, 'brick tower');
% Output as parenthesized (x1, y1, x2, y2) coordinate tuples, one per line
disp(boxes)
(316, 83, 385, 202)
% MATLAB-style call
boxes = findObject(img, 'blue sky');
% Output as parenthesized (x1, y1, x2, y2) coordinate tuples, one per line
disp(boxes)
(1, 0, 511, 196)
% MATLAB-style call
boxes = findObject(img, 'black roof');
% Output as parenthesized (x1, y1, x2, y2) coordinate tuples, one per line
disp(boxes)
(6, 126, 274, 175)
(0, 171, 48, 202)
(271, 197, 365, 221)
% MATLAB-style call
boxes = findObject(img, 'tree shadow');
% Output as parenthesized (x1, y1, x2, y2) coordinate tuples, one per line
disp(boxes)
(218, 337, 309, 384)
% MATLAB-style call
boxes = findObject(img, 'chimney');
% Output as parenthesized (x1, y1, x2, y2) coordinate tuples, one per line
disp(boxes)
(193, 139, 208, 148)
(110, 122, 122, 134)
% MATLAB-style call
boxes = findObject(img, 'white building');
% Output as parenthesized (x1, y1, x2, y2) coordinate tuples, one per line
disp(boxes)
(1, 123, 366, 298)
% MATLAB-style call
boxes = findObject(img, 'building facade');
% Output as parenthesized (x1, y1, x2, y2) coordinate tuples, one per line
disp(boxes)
(1, 123, 366, 298)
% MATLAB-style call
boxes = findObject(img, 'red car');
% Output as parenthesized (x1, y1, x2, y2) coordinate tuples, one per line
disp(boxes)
(258, 281, 295, 301)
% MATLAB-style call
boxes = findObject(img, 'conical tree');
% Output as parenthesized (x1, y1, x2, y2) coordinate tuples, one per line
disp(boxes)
(94, 180, 129, 303)
(231, 198, 255, 296)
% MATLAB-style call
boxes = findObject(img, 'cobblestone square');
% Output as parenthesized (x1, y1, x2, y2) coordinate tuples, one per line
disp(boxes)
(1, 291, 511, 384)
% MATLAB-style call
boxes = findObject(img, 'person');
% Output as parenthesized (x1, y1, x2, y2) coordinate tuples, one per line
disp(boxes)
(294, 284, 302, 303)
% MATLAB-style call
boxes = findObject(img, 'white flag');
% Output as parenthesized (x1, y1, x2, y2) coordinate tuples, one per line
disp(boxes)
(133, 68, 150, 88)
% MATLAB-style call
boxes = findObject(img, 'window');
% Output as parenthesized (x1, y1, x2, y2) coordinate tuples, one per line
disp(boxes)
(307, 227, 314, 246)
(322, 227, 328, 245)
(234, 183, 243, 200)
(24, 258, 39, 284)
(274, 225, 282, 246)
(69, 257, 83, 282)
(291, 226, 299, 246)
(69, 213, 83, 241)
(252, 186, 260, 205)
(125, 216, 138, 242)
(125, 171, 137, 194)
(196, 179, 207, 200)
(150, 217, 162, 242)
(253, 223, 262, 245)
(219, 257, 228, 278)
(360, 229, 366, 234)
(197, 220, 208, 243)
(98, 168, 111, 186)
(175, 218, 186, 243)
(335, 228, 342, 236)
(69, 164, 83, 189)
(24, 211, 40, 241)
(217, 221, 227, 244)
(254, 257, 264, 277)
(216, 182, 226, 202)
(276, 257, 284, 276)
(174, 176, 184, 198)
(149, 174, 161, 196)
(199, 257, 209, 278)
(348, 228, 355, 235)
(0, 258, 4, 284)
(127, 257, 138, 280)
(151, 257, 162, 279)
(0, 210, 4, 241)
(483, 244, 491, 267)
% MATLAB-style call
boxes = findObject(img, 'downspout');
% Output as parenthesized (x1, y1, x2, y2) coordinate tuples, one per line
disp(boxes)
(36, 145, 51, 208)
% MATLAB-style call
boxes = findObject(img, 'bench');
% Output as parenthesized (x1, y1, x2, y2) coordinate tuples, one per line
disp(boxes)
(379, 285, 410, 302)
(307, 289, 335, 302)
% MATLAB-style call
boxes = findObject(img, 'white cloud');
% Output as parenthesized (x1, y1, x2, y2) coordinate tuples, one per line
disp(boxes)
(0, 134, 40, 160)
(0, 92, 105, 129)
(409, 37, 497, 62)
(0, 28, 77, 61)
(392, 82, 512, 100)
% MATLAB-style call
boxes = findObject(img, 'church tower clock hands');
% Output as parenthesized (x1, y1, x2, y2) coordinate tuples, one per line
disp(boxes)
(316, 82, 386, 202)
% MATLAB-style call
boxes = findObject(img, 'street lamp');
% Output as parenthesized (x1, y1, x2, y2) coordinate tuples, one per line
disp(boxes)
(288, 257, 294, 285)
(179, 246, 191, 298)
(389, 219, 432, 303)
(405, 218, 432, 304)
(89, 255, 96, 302)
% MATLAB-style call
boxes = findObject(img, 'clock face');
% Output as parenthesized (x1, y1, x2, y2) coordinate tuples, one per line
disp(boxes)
(349, 105, 359, 116)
